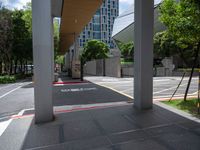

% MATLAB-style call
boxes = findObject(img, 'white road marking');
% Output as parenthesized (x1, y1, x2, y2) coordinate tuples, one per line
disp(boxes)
(0, 86, 22, 99)
(120, 88, 133, 93)
(0, 83, 18, 90)
(0, 119, 12, 136)
(153, 92, 198, 98)
(0, 82, 31, 100)
(0, 79, 29, 90)
(53, 83, 90, 86)
(61, 87, 97, 92)
(153, 79, 172, 82)
(95, 81, 132, 84)
(153, 82, 191, 94)
(192, 91, 199, 95)
(90, 78, 198, 99)
(0, 107, 32, 137)
(94, 82, 133, 99)
(54, 101, 129, 112)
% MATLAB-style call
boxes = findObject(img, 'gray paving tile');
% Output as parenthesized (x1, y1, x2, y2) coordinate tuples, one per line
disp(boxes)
(31, 136, 111, 150)
(23, 122, 60, 149)
(63, 120, 102, 141)
(55, 110, 92, 122)
(155, 108, 189, 123)
(89, 106, 124, 119)
(153, 132, 200, 150)
(126, 112, 169, 129)
(93, 147, 113, 150)
(95, 115, 139, 134)
(144, 124, 186, 137)
(108, 130, 149, 144)
(0, 118, 32, 150)
(113, 139, 168, 150)
(177, 120, 200, 129)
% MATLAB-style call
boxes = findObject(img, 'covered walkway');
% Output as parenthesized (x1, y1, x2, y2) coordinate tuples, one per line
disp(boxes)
(0, 79, 200, 149)
(32, 0, 155, 123)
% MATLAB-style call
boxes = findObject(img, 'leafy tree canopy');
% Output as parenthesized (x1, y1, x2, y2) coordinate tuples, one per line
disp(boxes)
(0, 2, 33, 75)
(160, 0, 200, 48)
(158, 0, 200, 66)
(117, 42, 134, 60)
(81, 40, 109, 63)
(154, 31, 177, 58)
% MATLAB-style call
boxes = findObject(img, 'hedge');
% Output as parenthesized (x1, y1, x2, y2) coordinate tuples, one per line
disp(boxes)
(0, 75, 16, 84)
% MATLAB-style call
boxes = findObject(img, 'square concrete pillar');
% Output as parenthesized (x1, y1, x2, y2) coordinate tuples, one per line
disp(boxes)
(32, 0, 54, 123)
(134, 0, 154, 109)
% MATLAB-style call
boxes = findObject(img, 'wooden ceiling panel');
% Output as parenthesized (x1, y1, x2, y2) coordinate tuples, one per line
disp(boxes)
(60, 0, 103, 54)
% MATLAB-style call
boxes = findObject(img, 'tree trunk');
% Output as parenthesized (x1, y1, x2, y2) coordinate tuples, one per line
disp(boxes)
(23, 63, 26, 74)
(5, 62, 9, 75)
(20, 60, 23, 74)
(184, 43, 200, 101)
(25, 60, 28, 74)
(14, 59, 18, 74)
(9, 60, 13, 75)
(0, 61, 2, 75)
(177, 48, 189, 67)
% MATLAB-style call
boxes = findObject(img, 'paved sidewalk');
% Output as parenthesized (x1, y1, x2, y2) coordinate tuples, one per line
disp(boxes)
(0, 75, 200, 150)
(1, 103, 200, 150)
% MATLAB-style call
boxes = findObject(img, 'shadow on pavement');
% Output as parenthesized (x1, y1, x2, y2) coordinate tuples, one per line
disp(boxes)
(20, 104, 200, 150)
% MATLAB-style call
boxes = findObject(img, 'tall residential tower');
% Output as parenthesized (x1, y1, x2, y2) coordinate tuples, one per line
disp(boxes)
(78, 0, 119, 49)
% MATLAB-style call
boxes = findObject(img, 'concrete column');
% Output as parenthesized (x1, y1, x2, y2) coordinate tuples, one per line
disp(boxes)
(32, 0, 54, 123)
(134, 0, 154, 109)
(52, 19, 55, 80)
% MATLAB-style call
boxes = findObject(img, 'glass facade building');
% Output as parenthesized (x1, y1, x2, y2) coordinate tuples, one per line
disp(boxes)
(112, 0, 164, 43)
(78, 0, 119, 49)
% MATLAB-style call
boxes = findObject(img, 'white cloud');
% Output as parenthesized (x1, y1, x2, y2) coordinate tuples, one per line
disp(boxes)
(119, 0, 133, 14)
(1, 0, 30, 9)
(118, 0, 163, 14)
(119, 0, 133, 5)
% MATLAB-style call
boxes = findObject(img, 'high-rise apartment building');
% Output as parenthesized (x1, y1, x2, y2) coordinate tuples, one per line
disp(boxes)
(78, 0, 119, 49)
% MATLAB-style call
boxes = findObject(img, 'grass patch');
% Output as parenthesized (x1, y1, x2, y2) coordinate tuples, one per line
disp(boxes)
(162, 99, 200, 118)
(0, 73, 33, 84)
(121, 61, 133, 65)
(121, 58, 133, 65)
(177, 68, 199, 72)
(0, 75, 16, 84)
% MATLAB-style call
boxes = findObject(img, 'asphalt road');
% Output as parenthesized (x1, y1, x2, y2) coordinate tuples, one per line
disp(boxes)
(0, 81, 34, 120)
(85, 76, 199, 100)
(0, 76, 199, 121)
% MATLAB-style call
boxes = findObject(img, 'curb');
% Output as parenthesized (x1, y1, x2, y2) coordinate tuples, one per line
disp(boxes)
(155, 101, 200, 123)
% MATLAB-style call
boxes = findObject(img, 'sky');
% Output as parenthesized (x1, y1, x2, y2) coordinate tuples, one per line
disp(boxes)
(119, 0, 133, 14)
(0, 0, 30, 10)
(0, 0, 133, 14)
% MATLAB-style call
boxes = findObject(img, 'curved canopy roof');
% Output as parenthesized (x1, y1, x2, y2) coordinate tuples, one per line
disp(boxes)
(59, 0, 102, 54)
(112, 0, 165, 43)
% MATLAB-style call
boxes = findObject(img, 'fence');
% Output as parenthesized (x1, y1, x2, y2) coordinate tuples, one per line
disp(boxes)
(84, 57, 121, 77)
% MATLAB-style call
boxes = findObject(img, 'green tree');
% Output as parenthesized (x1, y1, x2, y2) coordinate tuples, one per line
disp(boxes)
(0, 3, 33, 75)
(0, 8, 13, 75)
(159, 0, 200, 101)
(159, 0, 200, 65)
(12, 10, 30, 74)
(22, 2, 32, 34)
(22, 2, 33, 73)
(154, 31, 194, 66)
(154, 31, 174, 58)
(118, 42, 134, 61)
(53, 18, 60, 57)
(81, 40, 109, 64)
